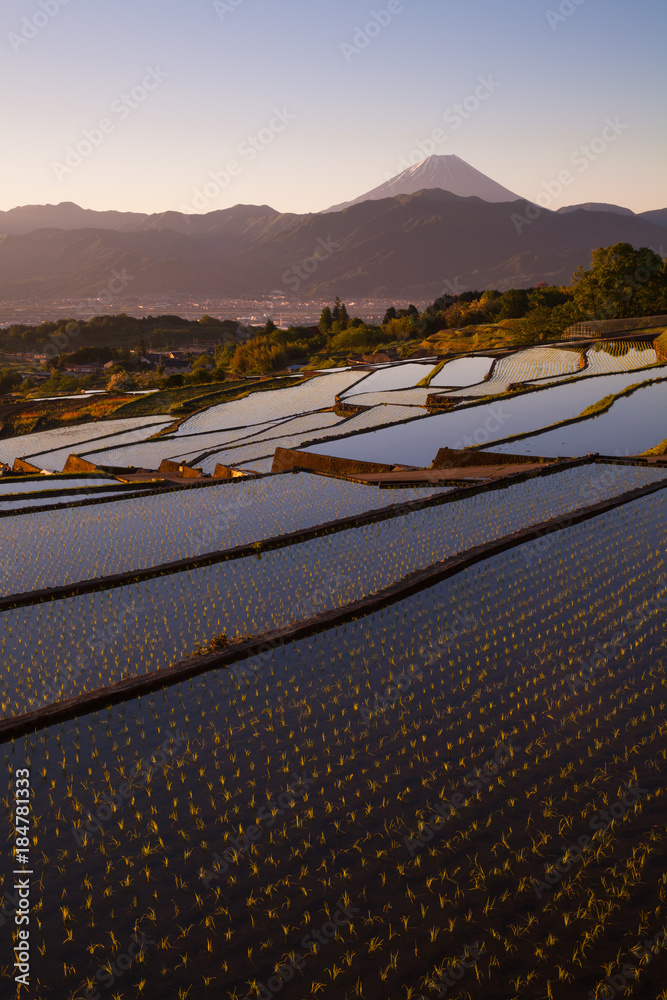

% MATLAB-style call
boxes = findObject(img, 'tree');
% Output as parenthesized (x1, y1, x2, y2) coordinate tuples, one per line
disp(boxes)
(216, 343, 236, 368)
(518, 300, 584, 344)
(185, 368, 214, 384)
(332, 297, 342, 323)
(384, 316, 414, 341)
(382, 306, 397, 325)
(338, 302, 349, 329)
(192, 353, 214, 369)
(106, 370, 137, 392)
(0, 368, 21, 395)
(497, 289, 530, 320)
(443, 303, 466, 329)
(319, 307, 333, 333)
(570, 243, 666, 319)
(263, 319, 277, 336)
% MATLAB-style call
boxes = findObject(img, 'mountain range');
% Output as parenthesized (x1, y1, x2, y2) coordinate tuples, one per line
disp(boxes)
(0, 156, 664, 303)
(323, 154, 521, 211)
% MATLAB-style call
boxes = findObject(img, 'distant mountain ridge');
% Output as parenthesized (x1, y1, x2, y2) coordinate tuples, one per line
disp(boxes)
(0, 201, 298, 238)
(0, 186, 665, 302)
(322, 154, 521, 212)
(556, 202, 637, 216)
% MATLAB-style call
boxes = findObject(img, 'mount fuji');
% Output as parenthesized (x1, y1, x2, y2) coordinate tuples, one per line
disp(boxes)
(322, 154, 522, 212)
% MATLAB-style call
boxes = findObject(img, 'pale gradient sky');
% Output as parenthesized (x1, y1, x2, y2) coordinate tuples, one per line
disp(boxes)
(1, 0, 665, 216)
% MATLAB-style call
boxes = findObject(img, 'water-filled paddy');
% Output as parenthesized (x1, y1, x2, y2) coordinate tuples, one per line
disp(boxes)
(429, 355, 495, 387)
(304, 368, 667, 466)
(0, 490, 140, 512)
(4, 488, 666, 1000)
(0, 473, 448, 597)
(341, 363, 435, 396)
(2, 463, 664, 715)
(488, 380, 667, 457)
(0, 476, 117, 495)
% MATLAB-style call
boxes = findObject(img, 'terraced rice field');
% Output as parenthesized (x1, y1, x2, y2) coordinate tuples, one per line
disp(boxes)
(173, 371, 365, 435)
(488, 346, 584, 383)
(0, 473, 447, 596)
(432, 344, 659, 398)
(339, 387, 434, 406)
(488, 378, 667, 458)
(305, 367, 667, 467)
(0, 416, 172, 467)
(196, 406, 424, 472)
(3, 345, 666, 1000)
(3, 480, 667, 999)
(0, 476, 117, 494)
(0, 489, 147, 513)
(2, 463, 663, 716)
(529, 341, 659, 385)
(429, 355, 495, 387)
(580, 340, 658, 374)
(340, 363, 436, 397)
(30, 423, 178, 472)
(88, 414, 344, 470)
(434, 381, 511, 398)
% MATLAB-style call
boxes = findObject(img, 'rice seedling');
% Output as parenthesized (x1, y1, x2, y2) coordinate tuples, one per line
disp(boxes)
(2, 407, 666, 999)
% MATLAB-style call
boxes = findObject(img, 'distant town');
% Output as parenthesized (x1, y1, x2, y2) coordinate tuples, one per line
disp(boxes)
(0, 296, 426, 332)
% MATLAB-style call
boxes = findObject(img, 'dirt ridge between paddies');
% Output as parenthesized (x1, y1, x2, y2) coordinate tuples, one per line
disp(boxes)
(2, 470, 666, 743)
(0, 458, 590, 613)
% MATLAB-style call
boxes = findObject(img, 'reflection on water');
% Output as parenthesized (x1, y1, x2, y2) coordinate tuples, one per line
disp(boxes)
(305, 367, 667, 467)
(489, 380, 667, 457)
(429, 356, 494, 387)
